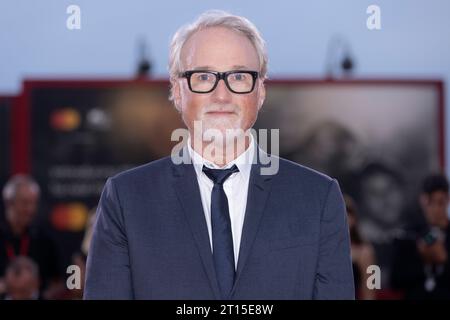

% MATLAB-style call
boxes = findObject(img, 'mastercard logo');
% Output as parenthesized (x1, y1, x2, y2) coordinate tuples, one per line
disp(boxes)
(50, 108, 81, 131)
(51, 202, 88, 232)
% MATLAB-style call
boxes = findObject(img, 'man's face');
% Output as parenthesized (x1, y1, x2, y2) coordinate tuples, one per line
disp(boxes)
(5, 263, 39, 300)
(173, 27, 265, 137)
(7, 184, 39, 228)
(421, 191, 449, 226)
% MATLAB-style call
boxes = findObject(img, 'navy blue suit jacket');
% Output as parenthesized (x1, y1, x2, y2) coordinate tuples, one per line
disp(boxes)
(84, 150, 354, 299)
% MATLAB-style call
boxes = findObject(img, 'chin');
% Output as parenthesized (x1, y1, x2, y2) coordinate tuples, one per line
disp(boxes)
(201, 118, 243, 136)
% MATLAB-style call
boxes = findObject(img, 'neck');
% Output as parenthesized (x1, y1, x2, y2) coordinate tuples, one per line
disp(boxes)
(191, 133, 251, 167)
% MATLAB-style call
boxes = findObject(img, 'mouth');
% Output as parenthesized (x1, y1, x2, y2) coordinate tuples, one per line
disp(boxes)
(205, 110, 236, 116)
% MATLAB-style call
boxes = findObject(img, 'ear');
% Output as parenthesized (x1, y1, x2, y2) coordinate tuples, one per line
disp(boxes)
(172, 80, 182, 112)
(257, 80, 266, 111)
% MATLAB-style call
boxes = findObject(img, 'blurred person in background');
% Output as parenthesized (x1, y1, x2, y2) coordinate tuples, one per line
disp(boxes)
(391, 173, 450, 299)
(344, 194, 377, 300)
(0, 175, 63, 299)
(1, 256, 40, 300)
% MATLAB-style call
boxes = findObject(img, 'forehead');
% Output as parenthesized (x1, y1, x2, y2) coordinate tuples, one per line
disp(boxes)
(180, 26, 260, 71)
(429, 190, 449, 201)
(14, 184, 38, 197)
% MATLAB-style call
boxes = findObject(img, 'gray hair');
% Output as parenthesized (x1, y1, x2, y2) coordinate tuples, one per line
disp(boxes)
(2, 174, 40, 203)
(168, 10, 268, 101)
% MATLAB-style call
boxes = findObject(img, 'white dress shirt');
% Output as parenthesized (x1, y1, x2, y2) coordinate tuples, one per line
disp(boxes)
(187, 136, 255, 269)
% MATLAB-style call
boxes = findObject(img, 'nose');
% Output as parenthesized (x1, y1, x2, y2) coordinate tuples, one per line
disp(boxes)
(211, 78, 232, 103)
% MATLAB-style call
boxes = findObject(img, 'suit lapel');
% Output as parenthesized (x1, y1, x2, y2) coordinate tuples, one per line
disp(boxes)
(230, 150, 274, 297)
(171, 158, 221, 300)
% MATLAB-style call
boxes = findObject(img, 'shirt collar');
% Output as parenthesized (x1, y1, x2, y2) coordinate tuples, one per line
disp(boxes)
(187, 133, 255, 180)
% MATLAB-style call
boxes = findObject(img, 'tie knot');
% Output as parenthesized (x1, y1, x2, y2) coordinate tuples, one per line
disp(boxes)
(202, 165, 239, 185)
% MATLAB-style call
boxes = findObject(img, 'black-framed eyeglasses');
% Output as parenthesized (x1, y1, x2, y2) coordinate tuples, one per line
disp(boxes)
(179, 70, 259, 94)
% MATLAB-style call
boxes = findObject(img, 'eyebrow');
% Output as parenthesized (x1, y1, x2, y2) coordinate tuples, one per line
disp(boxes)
(191, 65, 251, 71)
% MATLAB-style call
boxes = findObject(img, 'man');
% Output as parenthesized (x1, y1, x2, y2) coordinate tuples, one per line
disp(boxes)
(1, 256, 40, 300)
(391, 173, 450, 299)
(84, 10, 354, 300)
(0, 175, 61, 298)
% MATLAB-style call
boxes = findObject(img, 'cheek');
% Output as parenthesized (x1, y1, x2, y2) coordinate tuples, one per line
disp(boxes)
(180, 83, 208, 112)
(180, 92, 201, 118)
(185, 98, 208, 124)
(240, 96, 260, 119)
(436, 204, 447, 215)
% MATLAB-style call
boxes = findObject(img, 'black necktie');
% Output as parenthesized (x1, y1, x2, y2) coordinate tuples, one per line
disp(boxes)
(202, 164, 239, 299)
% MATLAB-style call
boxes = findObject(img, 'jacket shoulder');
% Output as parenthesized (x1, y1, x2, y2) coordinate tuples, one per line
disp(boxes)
(270, 156, 341, 202)
(109, 156, 174, 185)
(277, 156, 334, 185)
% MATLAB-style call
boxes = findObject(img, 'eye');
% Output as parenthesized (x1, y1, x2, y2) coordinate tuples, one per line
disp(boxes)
(196, 73, 213, 81)
(232, 73, 246, 81)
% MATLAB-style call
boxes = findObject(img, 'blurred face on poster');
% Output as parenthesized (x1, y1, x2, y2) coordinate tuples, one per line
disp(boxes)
(360, 169, 404, 228)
